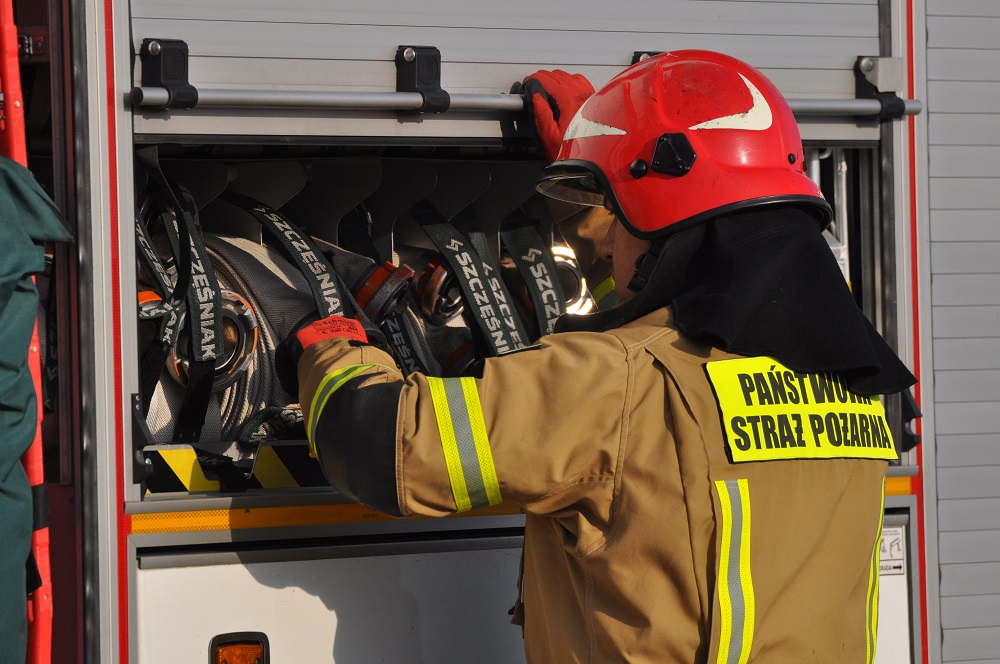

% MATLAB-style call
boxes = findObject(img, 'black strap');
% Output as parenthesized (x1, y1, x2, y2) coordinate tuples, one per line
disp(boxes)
(381, 311, 432, 375)
(135, 211, 185, 414)
(411, 200, 528, 356)
(136, 147, 193, 298)
(157, 202, 225, 444)
(222, 192, 356, 319)
(31, 483, 50, 531)
(26, 552, 42, 594)
(222, 193, 432, 378)
(500, 219, 566, 337)
(42, 259, 59, 414)
(135, 213, 184, 338)
(136, 146, 222, 443)
(457, 211, 532, 345)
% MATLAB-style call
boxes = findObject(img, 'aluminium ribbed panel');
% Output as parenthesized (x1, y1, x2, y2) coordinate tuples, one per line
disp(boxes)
(937, 498, 1000, 531)
(930, 249, 1000, 277)
(934, 339, 1000, 370)
(128, 0, 880, 140)
(936, 469, 1000, 499)
(931, 306, 1000, 339)
(934, 370, 1000, 404)
(938, 530, 1000, 565)
(941, 562, 1000, 596)
(932, 274, 1000, 305)
(933, 402, 1000, 435)
(927, 4, 1000, 657)
(935, 434, 1000, 467)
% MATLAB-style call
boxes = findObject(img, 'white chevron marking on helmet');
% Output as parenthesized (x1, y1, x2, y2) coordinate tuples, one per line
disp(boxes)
(563, 100, 628, 140)
(688, 73, 773, 131)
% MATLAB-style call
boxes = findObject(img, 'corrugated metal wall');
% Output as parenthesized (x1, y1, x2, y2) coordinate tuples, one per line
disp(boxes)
(129, 0, 880, 139)
(927, 1, 1000, 661)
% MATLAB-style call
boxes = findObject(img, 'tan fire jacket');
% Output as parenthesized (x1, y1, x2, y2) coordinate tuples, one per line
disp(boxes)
(298, 307, 896, 664)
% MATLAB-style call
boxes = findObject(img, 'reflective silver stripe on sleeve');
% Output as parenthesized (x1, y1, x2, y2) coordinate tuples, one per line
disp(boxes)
(426, 376, 502, 512)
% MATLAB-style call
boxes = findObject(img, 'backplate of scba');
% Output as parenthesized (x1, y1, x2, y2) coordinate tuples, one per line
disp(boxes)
(134, 155, 592, 495)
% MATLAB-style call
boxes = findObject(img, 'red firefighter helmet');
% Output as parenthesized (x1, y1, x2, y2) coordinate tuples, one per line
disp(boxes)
(536, 50, 832, 238)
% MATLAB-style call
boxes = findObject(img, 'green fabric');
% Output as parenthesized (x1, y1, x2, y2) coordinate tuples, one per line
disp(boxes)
(0, 156, 71, 664)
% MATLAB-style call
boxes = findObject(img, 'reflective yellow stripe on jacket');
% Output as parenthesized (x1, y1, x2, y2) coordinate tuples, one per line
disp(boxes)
(306, 364, 374, 457)
(866, 478, 887, 664)
(427, 376, 502, 512)
(715, 478, 755, 664)
(592, 275, 617, 310)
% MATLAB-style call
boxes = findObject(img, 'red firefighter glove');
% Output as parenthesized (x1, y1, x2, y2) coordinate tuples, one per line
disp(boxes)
(520, 70, 595, 161)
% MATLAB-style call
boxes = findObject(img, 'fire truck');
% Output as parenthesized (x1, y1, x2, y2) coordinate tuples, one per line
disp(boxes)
(5, 0, 998, 662)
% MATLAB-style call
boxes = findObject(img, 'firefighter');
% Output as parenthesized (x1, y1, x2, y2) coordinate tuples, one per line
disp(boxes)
(289, 50, 916, 663)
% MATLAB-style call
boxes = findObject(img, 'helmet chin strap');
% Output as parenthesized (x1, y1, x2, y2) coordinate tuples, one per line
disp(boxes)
(627, 240, 666, 294)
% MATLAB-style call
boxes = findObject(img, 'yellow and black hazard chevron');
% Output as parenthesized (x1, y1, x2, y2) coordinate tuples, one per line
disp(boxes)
(143, 441, 327, 494)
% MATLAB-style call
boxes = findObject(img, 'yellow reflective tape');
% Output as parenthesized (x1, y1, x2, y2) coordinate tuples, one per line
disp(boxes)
(251, 445, 298, 489)
(866, 479, 887, 663)
(716, 482, 735, 663)
(158, 448, 220, 492)
(130, 502, 523, 535)
(132, 504, 394, 534)
(736, 480, 755, 664)
(705, 357, 898, 463)
(885, 476, 912, 496)
(460, 377, 502, 506)
(592, 275, 616, 306)
(714, 479, 754, 664)
(307, 364, 374, 456)
(427, 376, 473, 512)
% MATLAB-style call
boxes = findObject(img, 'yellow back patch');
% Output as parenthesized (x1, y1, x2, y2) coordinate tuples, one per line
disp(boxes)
(705, 357, 898, 463)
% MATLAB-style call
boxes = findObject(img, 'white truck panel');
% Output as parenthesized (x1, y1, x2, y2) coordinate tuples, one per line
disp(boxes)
(136, 546, 525, 663)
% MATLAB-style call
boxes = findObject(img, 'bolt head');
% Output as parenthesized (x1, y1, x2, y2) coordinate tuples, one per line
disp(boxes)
(148, 40, 161, 56)
(403, 47, 416, 62)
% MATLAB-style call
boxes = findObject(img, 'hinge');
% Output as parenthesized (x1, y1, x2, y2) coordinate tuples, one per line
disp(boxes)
(17, 27, 48, 63)
(855, 56, 906, 121)
(395, 45, 450, 113)
(137, 38, 198, 110)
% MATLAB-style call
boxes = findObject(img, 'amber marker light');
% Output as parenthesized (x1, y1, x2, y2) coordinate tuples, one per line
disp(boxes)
(210, 632, 269, 664)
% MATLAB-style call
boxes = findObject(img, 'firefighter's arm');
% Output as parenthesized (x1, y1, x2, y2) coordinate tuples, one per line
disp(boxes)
(298, 318, 628, 534)
(396, 331, 628, 528)
(293, 316, 408, 515)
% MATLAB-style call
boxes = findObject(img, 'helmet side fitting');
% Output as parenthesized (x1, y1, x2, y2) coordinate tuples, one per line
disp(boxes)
(536, 50, 834, 241)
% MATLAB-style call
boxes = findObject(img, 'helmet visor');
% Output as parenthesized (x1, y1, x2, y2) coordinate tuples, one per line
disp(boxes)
(536, 171, 605, 208)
